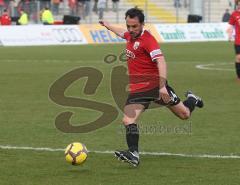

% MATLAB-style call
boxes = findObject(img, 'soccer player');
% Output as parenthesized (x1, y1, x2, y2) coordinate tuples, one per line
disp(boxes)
(228, 1, 240, 80)
(99, 8, 203, 167)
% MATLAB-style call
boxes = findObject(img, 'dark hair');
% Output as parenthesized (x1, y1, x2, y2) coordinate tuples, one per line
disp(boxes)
(125, 8, 145, 23)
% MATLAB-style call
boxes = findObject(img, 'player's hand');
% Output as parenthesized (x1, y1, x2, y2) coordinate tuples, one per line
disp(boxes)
(99, 20, 104, 26)
(227, 33, 234, 42)
(159, 86, 171, 104)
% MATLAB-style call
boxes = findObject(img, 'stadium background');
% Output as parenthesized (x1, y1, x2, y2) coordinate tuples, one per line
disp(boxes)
(0, 0, 237, 24)
(1, 0, 240, 185)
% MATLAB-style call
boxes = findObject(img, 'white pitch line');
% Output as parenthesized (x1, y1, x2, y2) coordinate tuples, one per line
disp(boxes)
(195, 63, 234, 71)
(0, 145, 64, 152)
(0, 145, 240, 159)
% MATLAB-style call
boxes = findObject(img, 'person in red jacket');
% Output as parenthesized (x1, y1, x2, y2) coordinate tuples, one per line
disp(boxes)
(0, 9, 11, 25)
(228, 1, 240, 80)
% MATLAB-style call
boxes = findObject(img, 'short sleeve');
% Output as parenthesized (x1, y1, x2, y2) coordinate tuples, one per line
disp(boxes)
(144, 35, 163, 62)
(122, 31, 131, 40)
(229, 12, 235, 25)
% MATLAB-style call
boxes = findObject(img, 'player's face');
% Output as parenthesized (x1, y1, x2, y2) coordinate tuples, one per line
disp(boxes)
(126, 16, 144, 39)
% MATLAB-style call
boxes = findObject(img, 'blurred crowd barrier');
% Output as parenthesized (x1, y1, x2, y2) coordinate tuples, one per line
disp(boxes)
(0, 23, 229, 46)
(0, 0, 236, 24)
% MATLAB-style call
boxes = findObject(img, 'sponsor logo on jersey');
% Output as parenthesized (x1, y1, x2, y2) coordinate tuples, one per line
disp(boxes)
(133, 41, 140, 50)
(125, 49, 135, 59)
(150, 49, 162, 59)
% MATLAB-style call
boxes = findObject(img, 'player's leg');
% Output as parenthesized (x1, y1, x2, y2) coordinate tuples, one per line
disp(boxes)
(115, 88, 155, 166)
(168, 90, 204, 120)
(122, 103, 144, 126)
(158, 84, 203, 120)
(122, 103, 144, 152)
(235, 55, 240, 80)
(115, 103, 144, 166)
(234, 45, 240, 80)
(168, 102, 190, 120)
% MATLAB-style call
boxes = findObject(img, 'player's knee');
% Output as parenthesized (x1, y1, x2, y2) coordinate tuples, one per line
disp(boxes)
(236, 55, 240, 63)
(122, 117, 135, 125)
(179, 111, 190, 120)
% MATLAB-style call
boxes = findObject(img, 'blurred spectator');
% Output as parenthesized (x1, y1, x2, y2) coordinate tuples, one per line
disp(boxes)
(77, 0, 85, 18)
(222, 9, 231, 22)
(3, 0, 10, 9)
(19, 0, 30, 14)
(97, 0, 106, 19)
(174, 0, 181, 8)
(84, 0, 91, 17)
(68, 0, 77, 16)
(229, 0, 232, 8)
(112, 0, 118, 12)
(51, 0, 61, 15)
(0, 9, 11, 25)
(9, 0, 19, 17)
(41, 6, 54, 24)
(105, 0, 108, 11)
(183, 0, 188, 8)
(29, 0, 38, 23)
(17, 9, 28, 25)
(93, 0, 98, 14)
(40, 0, 51, 10)
(0, 0, 5, 14)
(235, 0, 239, 9)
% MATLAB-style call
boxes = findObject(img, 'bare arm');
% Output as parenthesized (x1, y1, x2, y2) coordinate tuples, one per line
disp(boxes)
(99, 20, 127, 38)
(155, 57, 171, 103)
(156, 57, 167, 88)
(227, 24, 234, 41)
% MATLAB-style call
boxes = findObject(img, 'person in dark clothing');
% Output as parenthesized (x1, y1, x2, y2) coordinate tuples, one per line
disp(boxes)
(222, 9, 231, 22)
(112, 0, 119, 12)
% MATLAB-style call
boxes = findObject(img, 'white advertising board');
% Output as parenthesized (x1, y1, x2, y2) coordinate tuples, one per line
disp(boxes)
(0, 25, 87, 46)
(0, 23, 230, 46)
(154, 23, 229, 42)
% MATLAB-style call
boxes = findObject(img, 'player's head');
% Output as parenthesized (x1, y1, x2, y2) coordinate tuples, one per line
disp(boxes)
(19, 9, 24, 14)
(125, 8, 145, 39)
(236, 0, 240, 10)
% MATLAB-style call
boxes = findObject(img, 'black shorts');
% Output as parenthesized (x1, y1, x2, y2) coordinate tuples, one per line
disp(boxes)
(234, 44, 240, 55)
(125, 84, 181, 109)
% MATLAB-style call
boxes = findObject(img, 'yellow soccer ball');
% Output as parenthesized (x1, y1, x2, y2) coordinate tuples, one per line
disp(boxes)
(65, 142, 88, 165)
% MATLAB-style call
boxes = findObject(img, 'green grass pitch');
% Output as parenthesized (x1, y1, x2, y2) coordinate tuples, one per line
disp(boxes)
(0, 42, 240, 185)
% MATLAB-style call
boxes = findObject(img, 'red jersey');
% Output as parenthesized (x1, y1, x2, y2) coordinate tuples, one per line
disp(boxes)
(229, 10, 240, 45)
(0, 14, 11, 25)
(123, 30, 163, 93)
